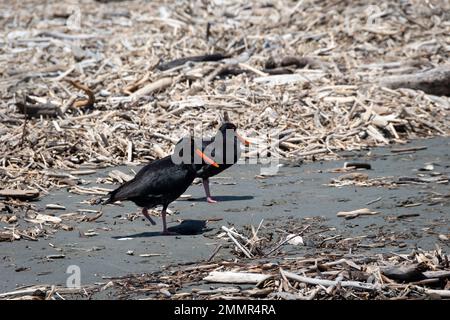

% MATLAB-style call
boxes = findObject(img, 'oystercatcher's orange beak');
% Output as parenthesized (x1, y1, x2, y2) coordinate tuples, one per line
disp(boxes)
(236, 132, 250, 146)
(195, 149, 219, 168)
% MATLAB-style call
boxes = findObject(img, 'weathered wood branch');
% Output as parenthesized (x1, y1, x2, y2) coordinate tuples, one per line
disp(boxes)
(204, 271, 271, 284)
(131, 77, 173, 100)
(381, 263, 427, 282)
(0, 189, 40, 200)
(280, 269, 378, 291)
(379, 66, 450, 96)
(16, 101, 61, 118)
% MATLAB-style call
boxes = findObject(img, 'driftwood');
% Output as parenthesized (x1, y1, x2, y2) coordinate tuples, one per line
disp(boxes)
(336, 208, 378, 219)
(0, 287, 48, 299)
(0, 232, 14, 242)
(423, 289, 450, 298)
(16, 101, 61, 118)
(25, 213, 62, 224)
(0, 0, 449, 301)
(391, 146, 427, 153)
(221, 226, 253, 258)
(1, 0, 450, 200)
(381, 263, 427, 282)
(397, 176, 449, 184)
(379, 66, 450, 96)
(108, 170, 134, 183)
(204, 271, 271, 284)
(0, 189, 39, 200)
(1, 243, 448, 299)
(265, 56, 327, 71)
(280, 269, 377, 291)
(344, 162, 372, 170)
(335, 172, 369, 182)
(422, 270, 450, 279)
(157, 53, 229, 71)
(131, 77, 173, 100)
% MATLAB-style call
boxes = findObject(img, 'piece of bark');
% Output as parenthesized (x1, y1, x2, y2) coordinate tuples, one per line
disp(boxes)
(244, 288, 273, 298)
(0, 189, 39, 200)
(157, 53, 229, 71)
(16, 102, 60, 118)
(344, 162, 372, 170)
(391, 146, 427, 153)
(262, 67, 295, 75)
(381, 263, 427, 282)
(46, 204, 66, 210)
(379, 66, 450, 96)
(396, 213, 420, 219)
(280, 56, 323, 69)
(81, 211, 103, 222)
(204, 271, 271, 284)
(265, 56, 326, 70)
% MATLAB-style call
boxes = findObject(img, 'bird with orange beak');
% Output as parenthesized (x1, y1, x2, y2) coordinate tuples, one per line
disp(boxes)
(194, 113, 250, 203)
(102, 137, 219, 235)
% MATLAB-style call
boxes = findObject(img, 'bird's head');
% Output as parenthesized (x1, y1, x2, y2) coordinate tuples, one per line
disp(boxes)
(218, 122, 250, 146)
(172, 137, 219, 169)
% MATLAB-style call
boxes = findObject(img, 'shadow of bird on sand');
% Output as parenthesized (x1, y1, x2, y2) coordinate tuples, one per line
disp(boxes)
(184, 195, 254, 202)
(112, 219, 213, 238)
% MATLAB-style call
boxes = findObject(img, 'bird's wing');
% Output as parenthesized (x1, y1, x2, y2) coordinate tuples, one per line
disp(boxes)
(109, 158, 191, 201)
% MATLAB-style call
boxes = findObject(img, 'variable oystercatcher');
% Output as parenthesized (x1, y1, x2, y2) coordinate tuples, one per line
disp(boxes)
(102, 137, 219, 235)
(195, 121, 250, 203)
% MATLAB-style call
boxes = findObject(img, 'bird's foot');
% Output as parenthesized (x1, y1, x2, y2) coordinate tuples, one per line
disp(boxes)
(160, 230, 178, 236)
(206, 197, 218, 204)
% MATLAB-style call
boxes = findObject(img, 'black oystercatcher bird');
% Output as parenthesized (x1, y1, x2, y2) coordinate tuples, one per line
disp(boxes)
(102, 137, 219, 235)
(194, 120, 250, 203)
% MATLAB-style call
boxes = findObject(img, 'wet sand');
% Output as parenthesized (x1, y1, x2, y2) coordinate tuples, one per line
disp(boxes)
(1, 137, 449, 294)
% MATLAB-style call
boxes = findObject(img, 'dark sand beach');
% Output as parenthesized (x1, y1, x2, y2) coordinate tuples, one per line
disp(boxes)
(1, 137, 448, 297)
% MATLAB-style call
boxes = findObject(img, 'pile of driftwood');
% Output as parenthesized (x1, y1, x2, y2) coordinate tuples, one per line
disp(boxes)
(1, 218, 448, 300)
(0, 199, 103, 242)
(1, 246, 448, 300)
(1, 0, 450, 192)
(326, 153, 450, 188)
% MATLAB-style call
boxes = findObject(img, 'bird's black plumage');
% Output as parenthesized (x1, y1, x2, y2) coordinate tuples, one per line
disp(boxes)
(181, 122, 247, 203)
(104, 156, 197, 208)
(103, 137, 210, 234)
(195, 122, 242, 179)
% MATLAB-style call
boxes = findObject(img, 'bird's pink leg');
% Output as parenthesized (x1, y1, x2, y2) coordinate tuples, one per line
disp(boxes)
(160, 206, 177, 235)
(142, 208, 156, 225)
(203, 178, 217, 203)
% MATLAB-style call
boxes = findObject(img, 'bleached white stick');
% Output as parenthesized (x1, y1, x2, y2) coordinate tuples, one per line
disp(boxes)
(204, 271, 271, 284)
